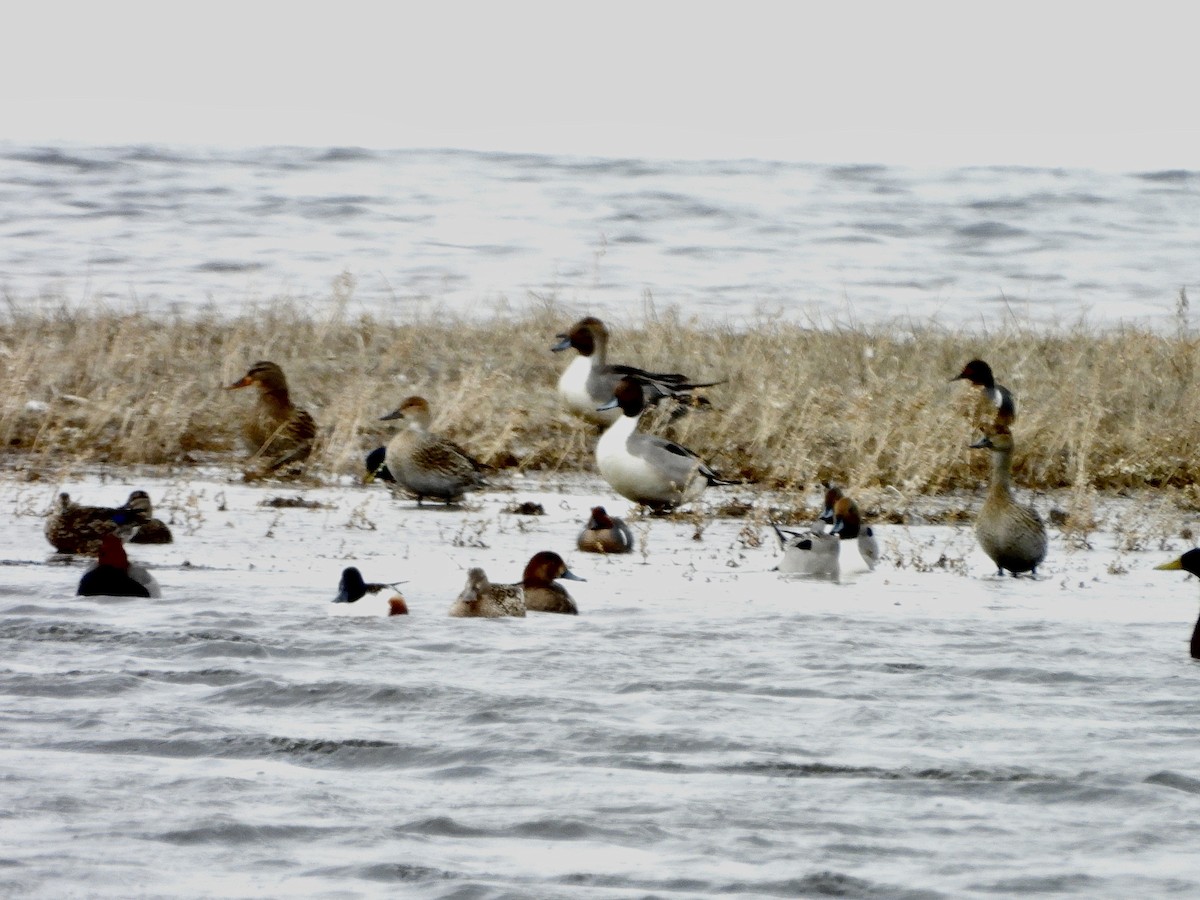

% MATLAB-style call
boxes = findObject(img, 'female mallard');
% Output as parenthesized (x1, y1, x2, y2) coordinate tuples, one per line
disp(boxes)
(577, 506, 635, 554)
(1154, 549, 1200, 658)
(378, 396, 487, 505)
(225, 361, 317, 476)
(45, 491, 150, 555)
(77, 534, 157, 598)
(552, 316, 719, 425)
(596, 377, 733, 510)
(970, 429, 1047, 576)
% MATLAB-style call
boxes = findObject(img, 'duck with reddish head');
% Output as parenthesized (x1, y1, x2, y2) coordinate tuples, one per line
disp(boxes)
(577, 506, 635, 554)
(77, 534, 159, 598)
(820, 486, 880, 571)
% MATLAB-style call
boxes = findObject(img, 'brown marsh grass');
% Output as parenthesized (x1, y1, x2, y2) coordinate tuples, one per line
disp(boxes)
(3, 296, 1199, 518)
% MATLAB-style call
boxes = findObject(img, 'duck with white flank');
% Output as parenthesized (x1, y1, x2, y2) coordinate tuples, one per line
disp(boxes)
(1154, 549, 1200, 659)
(225, 361, 317, 476)
(970, 428, 1047, 576)
(771, 520, 841, 580)
(376, 396, 488, 505)
(953, 358, 1017, 428)
(577, 506, 635, 554)
(820, 486, 879, 570)
(596, 377, 734, 510)
(552, 316, 720, 425)
(331, 566, 408, 615)
(77, 534, 158, 598)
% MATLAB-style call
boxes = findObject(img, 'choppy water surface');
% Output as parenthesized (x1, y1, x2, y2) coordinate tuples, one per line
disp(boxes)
(0, 144, 1195, 327)
(3, 474, 1200, 897)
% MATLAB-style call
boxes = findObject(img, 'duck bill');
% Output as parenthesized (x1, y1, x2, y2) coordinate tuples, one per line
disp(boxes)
(1156, 558, 1185, 571)
(550, 335, 572, 352)
(225, 376, 253, 390)
(379, 410, 404, 422)
(969, 436, 992, 449)
(596, 397, 619, 412)
(561, 569, 586, 582)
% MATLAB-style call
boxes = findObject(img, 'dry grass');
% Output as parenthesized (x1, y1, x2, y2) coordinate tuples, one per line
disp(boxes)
(3, 295, 1200, 515)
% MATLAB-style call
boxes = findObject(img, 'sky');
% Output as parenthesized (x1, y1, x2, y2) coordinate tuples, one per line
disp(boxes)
(2, 1, 1195, 171)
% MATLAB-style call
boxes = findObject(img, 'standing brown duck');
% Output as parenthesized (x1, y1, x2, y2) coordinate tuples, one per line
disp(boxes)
(226, 361, 317, 476)
(377, 396, 488, 505)
(970, 428, 1047, 576)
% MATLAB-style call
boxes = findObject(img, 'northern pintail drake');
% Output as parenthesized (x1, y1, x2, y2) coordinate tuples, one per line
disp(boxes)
(596, 377, 733, 510)
(123, 490, 174, 544)
(954, 359, 1016, 427)
(772, 521, 841, 580)
(1155, 549, 1200, 658)
(377, 396, 488, 505)
(331, 566, 408, 615)
(226, 361, 317, 476)
(45, 491, 151, 555)
(448, 567, 526, 618)
(552, 316, 720, 425)
(77, 534, 158, 598)
(970, 429, 1047, 576)
(521, 551, 585, 614)
(820, 487, 880, 570)
(577, 506, 635, 554)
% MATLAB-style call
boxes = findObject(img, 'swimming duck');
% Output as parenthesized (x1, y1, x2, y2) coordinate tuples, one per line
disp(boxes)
(577, 506, 635, 554)
(552, 316, 720, 425)
(77, 534, 156, 598)
(377, 396, 488, 505)
(331, 566, 408, 615)
(771, 521, 841, 580)
(970, 428, 1047, 576)
(820, 487, 880, 570)
(225, 361, 317, 476)
(596, 377, 733, 510)
(953, 358, 1017, 427)
(1154, 549, 1200, 659)
(45, 491, 150, 555)
(122, 490, 174, 544)
(448, 567, 527, 618)
(521, 551, 585, 614)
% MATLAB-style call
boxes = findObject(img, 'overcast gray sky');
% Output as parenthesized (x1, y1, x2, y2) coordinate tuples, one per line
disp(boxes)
(2, 0, 1193, 169)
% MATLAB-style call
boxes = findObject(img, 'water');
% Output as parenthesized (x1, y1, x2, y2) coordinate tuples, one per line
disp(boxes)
(0, 144, 1195, 327)
(3, 473, 1200, 897)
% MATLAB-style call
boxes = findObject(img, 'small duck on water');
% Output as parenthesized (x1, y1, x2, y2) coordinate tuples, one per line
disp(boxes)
(123, 490, 174, 545)
(552, 316, 720, 425)
(77, 534, 159, 598)
(596, 377, 735, 511)
(577, 506, 635, 554)
(449, 551, 584, 617)
(331, 566, 407, 615)
(970, 428, 1047, 577)
(225, 361, 317, 477)
(1155, 549, 1200, 659)
(375, 396, 488, 505)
